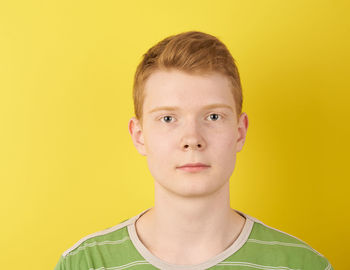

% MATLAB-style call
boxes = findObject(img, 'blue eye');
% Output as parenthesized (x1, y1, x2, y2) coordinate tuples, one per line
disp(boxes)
(160, 114, 221, 123)
(208, 113, 221, 121)
(161, 116, 173, 123)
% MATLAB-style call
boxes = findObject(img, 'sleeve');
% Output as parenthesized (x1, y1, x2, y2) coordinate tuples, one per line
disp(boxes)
(54, 255, 67, 270)
(325, 259, 334, 270)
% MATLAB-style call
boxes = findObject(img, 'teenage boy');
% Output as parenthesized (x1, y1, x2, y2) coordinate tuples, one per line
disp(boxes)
(55, 31, 333, 270)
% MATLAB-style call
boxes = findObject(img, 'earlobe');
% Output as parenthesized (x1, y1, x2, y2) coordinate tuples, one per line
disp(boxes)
(128, 117, 147, 156)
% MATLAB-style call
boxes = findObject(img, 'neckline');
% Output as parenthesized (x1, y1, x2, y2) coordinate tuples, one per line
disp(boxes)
(127, 208, 255, 270)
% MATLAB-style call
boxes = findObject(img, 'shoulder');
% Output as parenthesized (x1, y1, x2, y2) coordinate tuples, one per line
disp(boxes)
(243, 213, 333, 269)
(62, 218, 132, 257)
(55, 208, 153, 270)
(55, 217, 133, 269)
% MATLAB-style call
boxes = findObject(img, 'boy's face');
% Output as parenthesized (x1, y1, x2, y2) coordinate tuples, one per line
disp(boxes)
(129, 69, 248, 198)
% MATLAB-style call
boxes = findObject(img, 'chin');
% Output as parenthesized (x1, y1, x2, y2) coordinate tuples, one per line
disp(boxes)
(171, 178, 225, 198)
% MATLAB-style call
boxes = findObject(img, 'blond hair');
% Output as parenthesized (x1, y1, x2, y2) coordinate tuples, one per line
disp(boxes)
(132, 31, 243, 125)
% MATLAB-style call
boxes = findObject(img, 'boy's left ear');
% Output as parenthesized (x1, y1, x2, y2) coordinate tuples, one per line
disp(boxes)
(236, 112, 249, 152)
(128, 117, 147, 156)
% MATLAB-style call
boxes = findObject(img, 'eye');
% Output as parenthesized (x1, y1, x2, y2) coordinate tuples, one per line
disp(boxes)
(207, 113, 221, 121)
(160, 115, 174, 123)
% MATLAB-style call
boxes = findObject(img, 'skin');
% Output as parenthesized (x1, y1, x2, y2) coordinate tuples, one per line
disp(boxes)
(128, 69, 249, 265)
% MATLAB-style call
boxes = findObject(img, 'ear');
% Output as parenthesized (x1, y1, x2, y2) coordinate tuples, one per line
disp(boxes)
(235, 112, 249, 152)
(128, 117, 147, 156)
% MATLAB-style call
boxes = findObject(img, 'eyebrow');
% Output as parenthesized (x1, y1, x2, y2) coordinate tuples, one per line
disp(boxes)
(147, 103, 234, 114)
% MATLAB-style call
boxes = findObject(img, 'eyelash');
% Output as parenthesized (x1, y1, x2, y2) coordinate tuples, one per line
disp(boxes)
(159, 113, 223, 123)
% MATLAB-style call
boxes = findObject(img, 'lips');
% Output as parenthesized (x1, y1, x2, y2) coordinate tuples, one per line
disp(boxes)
(177, 163, 210, 168)
(177, 163, 210, 172)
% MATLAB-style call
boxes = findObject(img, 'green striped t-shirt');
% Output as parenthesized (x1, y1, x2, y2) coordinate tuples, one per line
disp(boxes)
(54, 208, 334, 270)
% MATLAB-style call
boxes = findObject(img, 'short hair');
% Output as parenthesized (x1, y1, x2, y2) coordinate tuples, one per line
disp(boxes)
(132, 30, 243, 126)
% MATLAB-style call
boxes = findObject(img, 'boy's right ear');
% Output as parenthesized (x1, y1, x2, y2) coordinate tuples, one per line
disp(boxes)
(128, 117, 147, 156)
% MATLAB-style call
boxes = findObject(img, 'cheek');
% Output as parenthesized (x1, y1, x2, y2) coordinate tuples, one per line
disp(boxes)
(145, 133, 175, 182)
(215, 128, 236, 149)
(211, 130, 237, 164)
(215, 132, 238, 179)
(225, 134, 237, 150)
(145, 131, 170, 154)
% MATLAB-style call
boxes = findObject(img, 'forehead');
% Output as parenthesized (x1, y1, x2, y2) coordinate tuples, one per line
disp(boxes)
(143, 70, 235, 112)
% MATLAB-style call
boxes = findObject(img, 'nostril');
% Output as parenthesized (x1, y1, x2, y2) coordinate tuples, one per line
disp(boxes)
(184, 144, 202, 149)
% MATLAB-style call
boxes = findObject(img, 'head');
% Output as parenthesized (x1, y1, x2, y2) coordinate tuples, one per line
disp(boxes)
(132, 31, 243, 127)
(128, 31, 248, 198)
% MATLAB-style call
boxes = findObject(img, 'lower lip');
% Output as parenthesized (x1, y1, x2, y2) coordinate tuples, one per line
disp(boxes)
(177, 166, 210, 172)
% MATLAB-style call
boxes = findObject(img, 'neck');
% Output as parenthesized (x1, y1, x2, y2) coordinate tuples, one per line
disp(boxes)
(135, 181, 246, 265)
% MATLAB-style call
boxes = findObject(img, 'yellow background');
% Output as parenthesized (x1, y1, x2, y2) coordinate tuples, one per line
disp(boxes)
(0, 0, 349, 269)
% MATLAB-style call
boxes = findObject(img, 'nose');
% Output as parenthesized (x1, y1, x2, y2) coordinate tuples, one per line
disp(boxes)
(180, 120, 206, 151)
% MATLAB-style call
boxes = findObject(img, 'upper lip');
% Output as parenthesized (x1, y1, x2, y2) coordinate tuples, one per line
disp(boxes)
(177, 163, 210, 168)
